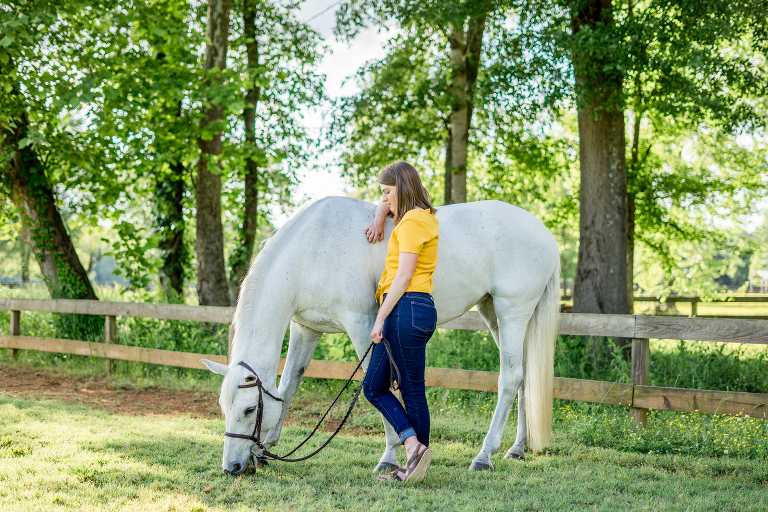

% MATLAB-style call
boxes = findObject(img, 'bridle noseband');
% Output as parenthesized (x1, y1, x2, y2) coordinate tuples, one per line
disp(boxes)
(223, 361, 283, 449)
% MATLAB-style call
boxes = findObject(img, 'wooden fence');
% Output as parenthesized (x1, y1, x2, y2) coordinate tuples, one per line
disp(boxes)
(1, 298, 767, 426)
(562, 294, 768, 318)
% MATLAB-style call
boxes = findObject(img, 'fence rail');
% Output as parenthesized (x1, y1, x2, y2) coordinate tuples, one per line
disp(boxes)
(2, 299, 767, 423)
(562, 294, 768, 318)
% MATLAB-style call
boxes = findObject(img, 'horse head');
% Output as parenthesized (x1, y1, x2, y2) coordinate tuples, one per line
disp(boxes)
(201, 359, 283, 476)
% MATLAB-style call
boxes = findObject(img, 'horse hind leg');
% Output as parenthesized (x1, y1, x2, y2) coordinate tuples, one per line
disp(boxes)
(477, 298, 527, 462)
(469, 305, 528, 471)
(477, 296, 500, 350)
(505, 388, 527, 460)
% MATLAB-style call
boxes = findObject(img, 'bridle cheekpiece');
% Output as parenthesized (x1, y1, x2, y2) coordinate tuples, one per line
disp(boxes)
(223, 361, 283, 451)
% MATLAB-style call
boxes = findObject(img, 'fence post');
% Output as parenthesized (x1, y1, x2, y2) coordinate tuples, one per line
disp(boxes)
(104, 315, 117, 373)
(629, 337, 649, 427)
(10, 310, 20, 360)
(690, 300, 697, 317)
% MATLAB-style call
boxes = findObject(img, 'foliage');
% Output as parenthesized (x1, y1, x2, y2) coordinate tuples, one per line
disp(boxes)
(102, 222, 161, 291)
(0, 0, 325, 301)
(331, 1, 569, 209)
(331, 0, 768, 295)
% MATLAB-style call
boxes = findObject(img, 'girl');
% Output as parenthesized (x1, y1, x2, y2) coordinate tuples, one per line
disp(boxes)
(363, 161, 439, 482)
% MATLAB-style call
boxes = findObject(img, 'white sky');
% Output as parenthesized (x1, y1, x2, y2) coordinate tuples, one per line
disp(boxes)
(270, 1, 395, 226)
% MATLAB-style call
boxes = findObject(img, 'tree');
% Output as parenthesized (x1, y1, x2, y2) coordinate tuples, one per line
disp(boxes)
(521, 0, 768, 316)
(621, 0, 768, 305)
(568, 0, 629, 315)
(0, 0, 122, 336)
(336, 0, 768, 315)
(91, 0, 323, 304)
(226, 0, 325, 303)
(336, 0, 511, 203)
(196, 0, 235, 307)
(92, 0, 203, 298)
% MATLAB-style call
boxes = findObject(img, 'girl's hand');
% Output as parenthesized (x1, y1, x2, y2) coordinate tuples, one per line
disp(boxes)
(364, 219, 385, 243)
(370, 318, 385, 343)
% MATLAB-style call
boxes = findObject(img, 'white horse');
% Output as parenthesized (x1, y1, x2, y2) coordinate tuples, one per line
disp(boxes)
(202, 196, 559, 476)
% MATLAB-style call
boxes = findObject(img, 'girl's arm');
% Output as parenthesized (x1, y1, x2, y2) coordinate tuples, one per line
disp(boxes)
(364, 200, 390, 243)
(370, 252, 418, 343)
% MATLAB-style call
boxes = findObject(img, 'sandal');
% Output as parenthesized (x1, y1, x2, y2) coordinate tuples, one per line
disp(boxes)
(404, 443, 432, 483)
(378, 466, 408, 481)
(377, 443, 433, 483)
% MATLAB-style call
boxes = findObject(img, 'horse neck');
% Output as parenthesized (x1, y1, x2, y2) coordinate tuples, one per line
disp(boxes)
(230, 252, 299, 384)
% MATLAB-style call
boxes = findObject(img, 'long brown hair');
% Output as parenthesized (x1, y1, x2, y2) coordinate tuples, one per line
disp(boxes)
(378, 161, 436, 224)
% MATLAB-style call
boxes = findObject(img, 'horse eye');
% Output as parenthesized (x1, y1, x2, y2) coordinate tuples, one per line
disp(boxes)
(245, 407, 256, 416)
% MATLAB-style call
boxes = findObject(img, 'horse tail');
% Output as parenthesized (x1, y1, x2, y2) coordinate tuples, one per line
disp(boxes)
(523, 262, 559, 452)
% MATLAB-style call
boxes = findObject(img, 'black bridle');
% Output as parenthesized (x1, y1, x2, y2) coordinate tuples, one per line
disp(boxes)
(223, 338, 400, 464)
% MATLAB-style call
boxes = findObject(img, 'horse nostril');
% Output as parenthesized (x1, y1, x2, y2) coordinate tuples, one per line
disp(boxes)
(232, 463, 241, 473)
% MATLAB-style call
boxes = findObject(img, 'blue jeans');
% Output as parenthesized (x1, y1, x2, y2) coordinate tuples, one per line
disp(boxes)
(363, 292, 437, 445)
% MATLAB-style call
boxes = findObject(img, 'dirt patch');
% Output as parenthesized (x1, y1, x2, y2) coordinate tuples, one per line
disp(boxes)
(0, 366, 377, 437)
(0, 367, 222, 418)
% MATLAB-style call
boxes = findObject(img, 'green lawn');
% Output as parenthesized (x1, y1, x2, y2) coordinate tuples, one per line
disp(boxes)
(2, 390, 767, 511)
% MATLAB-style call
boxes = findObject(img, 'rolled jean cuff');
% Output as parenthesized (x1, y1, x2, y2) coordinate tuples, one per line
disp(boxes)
(399, 428, 416, 444)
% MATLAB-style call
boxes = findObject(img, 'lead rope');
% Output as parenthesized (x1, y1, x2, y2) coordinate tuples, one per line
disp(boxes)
(246, 338, 400, 464)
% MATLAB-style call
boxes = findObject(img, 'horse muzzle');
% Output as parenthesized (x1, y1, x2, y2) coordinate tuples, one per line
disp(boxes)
(223, 460, 248, 476)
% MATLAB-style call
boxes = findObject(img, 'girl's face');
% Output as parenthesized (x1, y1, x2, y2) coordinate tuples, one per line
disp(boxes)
(380, 183, 397, 215)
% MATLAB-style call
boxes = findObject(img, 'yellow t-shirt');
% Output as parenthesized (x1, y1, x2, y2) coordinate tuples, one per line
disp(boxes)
(375, 208, 439, 304)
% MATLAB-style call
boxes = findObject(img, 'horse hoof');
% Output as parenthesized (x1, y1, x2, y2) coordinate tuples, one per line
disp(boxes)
(373, 462, 400, 474)
(468, 460, 493, 471)
(504, 450, 526, 461)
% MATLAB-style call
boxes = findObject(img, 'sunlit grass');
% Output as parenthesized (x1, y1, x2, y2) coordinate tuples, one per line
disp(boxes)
(2, 391, 768, 512)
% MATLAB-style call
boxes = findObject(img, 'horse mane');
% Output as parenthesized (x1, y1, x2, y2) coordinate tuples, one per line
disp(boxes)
(220, 368, 240, 411)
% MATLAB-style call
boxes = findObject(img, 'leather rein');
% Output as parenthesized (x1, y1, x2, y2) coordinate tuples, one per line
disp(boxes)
(223, 338, 400, 464)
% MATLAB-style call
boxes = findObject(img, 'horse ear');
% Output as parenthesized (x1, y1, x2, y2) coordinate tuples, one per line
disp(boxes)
(200, 359, 229, 376)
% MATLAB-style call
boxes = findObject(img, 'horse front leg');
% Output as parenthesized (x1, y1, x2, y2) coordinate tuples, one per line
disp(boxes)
(343, 316, 401, 474)
(262, 321, 322, 452)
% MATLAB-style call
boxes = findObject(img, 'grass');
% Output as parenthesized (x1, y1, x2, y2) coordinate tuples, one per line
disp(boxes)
(643, 302, 768, 317)
(1, 387, 767, 511)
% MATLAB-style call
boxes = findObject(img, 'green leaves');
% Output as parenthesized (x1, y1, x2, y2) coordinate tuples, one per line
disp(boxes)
(103, 222, 161, 291)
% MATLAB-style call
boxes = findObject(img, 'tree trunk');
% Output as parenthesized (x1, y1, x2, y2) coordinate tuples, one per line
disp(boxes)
(447, 16, 486, 204)
(2, 89, 102, 338)
(20, 242, 30, 284)
(6, 123, 97, 302)
(154, 51, 189, 301)
(448, 24, 468, 203)
(228, 0, 262, 305)
(626, 191, 635, 312)
(627, 86, 642, 315)
(196, 0, 233, 307)
(626, 0, 640, 315)
(156, 160, 187, 299)
(444, 128, 452, 205)
(571, 0, 630, 317)
(465, 15, 485, 124)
